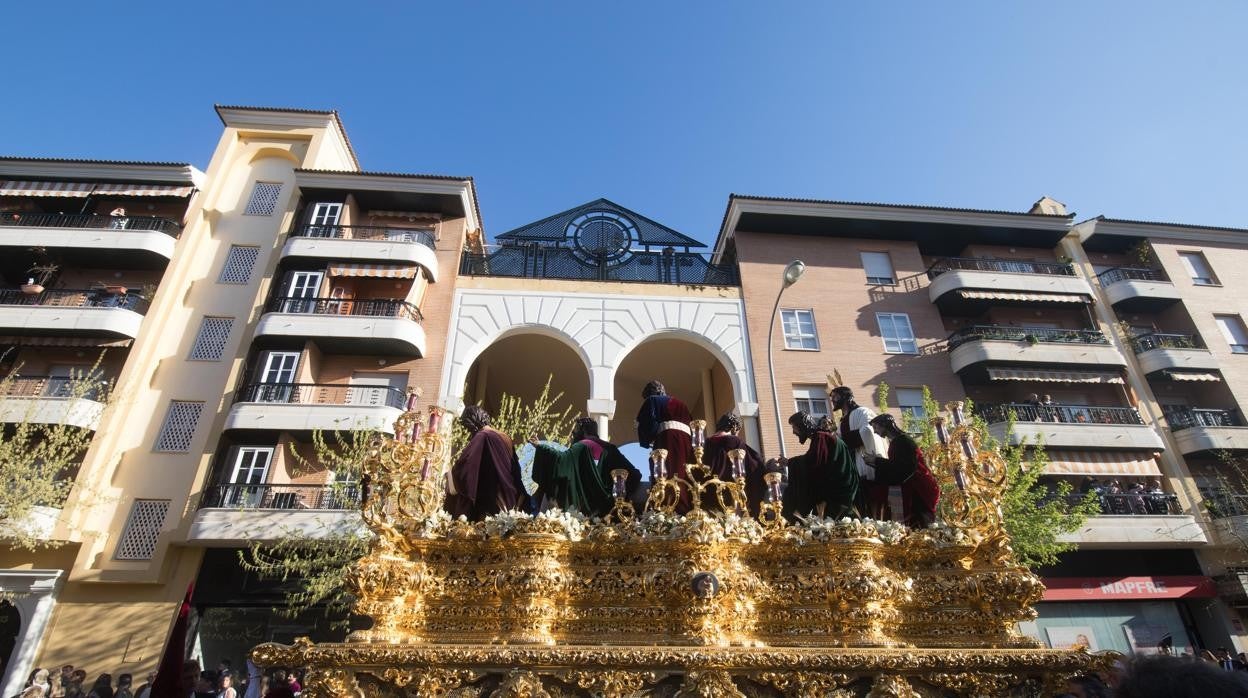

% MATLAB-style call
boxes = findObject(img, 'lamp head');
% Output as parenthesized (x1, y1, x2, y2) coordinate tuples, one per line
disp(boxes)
(782, 260, 806, 287)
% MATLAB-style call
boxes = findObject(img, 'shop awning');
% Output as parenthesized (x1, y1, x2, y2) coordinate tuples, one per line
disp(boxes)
(0, 335, 133, 348)
(1044, 450, 1161, 476)
(0, 180, 194, 197)
(327, 263, 418, 279)
(1163, 370, 1222, 382)
(959, 290, 1091, 304)
(987, 368, 1124, 384)
(1042, 576, 1216, 601)
(89, 183, 195, 197)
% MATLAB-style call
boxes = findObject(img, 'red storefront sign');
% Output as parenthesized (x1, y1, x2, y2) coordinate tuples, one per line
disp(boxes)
(1042, 576, 1217, 601)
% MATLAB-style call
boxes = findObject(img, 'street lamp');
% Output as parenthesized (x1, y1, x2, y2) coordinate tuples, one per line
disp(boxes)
(767, 260, 805, 459)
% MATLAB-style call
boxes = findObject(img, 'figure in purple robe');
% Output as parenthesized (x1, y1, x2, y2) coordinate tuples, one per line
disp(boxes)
(636, 380, 695, 513)
(703, 412, 766, 515)
(446, 405, 531, 520)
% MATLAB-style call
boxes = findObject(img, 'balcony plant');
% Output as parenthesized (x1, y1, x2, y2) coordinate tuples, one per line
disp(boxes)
(22, 262, 59, 295)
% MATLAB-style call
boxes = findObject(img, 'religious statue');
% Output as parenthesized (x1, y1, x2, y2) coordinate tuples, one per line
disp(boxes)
(782, 411, 859, 520)
(830, 386, 889, 519)
(867, 413, 940, 528)
(445, 405, 531, 520)
(702, 412, 766, 515)
(636, 379, 695, 513)
(529, 417, 642, 517)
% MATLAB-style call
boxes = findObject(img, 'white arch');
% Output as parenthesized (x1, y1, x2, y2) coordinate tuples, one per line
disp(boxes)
(606, 326, 749, 405)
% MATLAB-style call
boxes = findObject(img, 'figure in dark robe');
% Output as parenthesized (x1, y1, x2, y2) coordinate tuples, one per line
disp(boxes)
(832, 386, 888, 519)
(445, 405, 531, 520)
(702, 412, 766, 515)
(636, 380, 695, 513)
(530, 417, 642, 517)
(781, 411, 859, 520)
(867, 413, 940, 528)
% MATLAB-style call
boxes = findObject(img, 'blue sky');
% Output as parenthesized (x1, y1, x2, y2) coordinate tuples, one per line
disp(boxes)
(2, 2, 1246, 244)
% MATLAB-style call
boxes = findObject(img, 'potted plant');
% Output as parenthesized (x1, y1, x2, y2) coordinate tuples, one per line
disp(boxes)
(22, 263, 59, 295)
(95, 281, 128, 295)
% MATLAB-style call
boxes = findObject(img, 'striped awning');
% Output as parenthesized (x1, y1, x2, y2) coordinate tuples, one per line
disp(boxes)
(987, 367, 1125, 384)
(1164, 370, 1222, 382)
(959, 289, 1091, 304)
(1045, 450, 1162, 476)
(0, 335, 132, 348)
(327, 263, 418, 279)
(0, 181, 193, 197)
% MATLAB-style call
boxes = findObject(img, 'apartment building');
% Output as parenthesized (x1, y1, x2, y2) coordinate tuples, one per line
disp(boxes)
(715, 195, 1248, 656)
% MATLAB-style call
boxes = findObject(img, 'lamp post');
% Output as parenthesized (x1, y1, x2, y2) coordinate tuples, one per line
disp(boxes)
(767, 260, 805, 459)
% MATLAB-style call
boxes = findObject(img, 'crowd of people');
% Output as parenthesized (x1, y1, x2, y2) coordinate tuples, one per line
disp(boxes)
(11, 661, 304, 698)
(1078, 476, 1174, 515)
(1060, 651, 1248, 697)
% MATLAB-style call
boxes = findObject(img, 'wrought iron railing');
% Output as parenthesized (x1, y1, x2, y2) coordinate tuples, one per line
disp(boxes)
(1067, 492, 1182, 516)
(0, 375, 104, 400)
(1097, 267, 1167, 285)
(0, 288, 150, 314)
(200, 483, 361, 510)
(236, 382, 407, 409)
(927, 257, 1075, 279)
(1166, 407, 1241, 431)
(1204, 491, 1248, 519)
(976, 402, 1145, 425)
(1128, 332, 1203, 353)
(290, 224, 435, 249)
(460, 246, 740, 286)
(0, 212, 181, 235)
(265, 296, 422, 322)
(946, 325, 1107, 350)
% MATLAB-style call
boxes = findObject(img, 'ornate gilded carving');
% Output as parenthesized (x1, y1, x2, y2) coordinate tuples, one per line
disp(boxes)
(676, 670, 745, 698)
(865, 675, 919, 698)
(492, 670, 551, 698)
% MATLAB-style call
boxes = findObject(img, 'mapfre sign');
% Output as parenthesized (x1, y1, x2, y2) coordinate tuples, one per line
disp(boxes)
(1042, 576, 1217, 601)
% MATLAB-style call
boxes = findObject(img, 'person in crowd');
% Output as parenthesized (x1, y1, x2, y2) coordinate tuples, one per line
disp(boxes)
(636, 379, 696, 513)
(1114, 655, 1248, 697)
(781, 411, 859, 520)
(702, 412, 766, 515)
(1126, 480, 1148, 514)
(55, 666, 75, 698)
(20, 669, 51, 698)
(530, 417, 641, 517)
(260, 679, 292, 698)
(829, 386, 888, 518)
(132, 673, 155, 698)
(1216, 647, 1246, 671)
(218, 673, 237, 698)
(112, 674, 132, 698)
(86, 674, 113, 698)
(65, 669, 87, 698)
(866, 413, 940, 528)
(1145, 477, 1168, 514)
(1057, 673, 1110, 698)
(285, 672, 301, 695)
(445, 405, 530, 519)
(193, 670, 217, 698)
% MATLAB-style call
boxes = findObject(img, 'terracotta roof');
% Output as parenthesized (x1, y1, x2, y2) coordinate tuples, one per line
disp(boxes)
(1090, 215, 1248, 235)
(213, 105, 360, 171)
(0, 156, 192, 168)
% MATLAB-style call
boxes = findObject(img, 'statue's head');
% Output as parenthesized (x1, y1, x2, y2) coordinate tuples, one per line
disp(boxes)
(815, 415, 835, 433)
(869, 412, 901, 438)
(788, 411, 818, 444)
(642, 380, 666, 399)
(572, 417, 598, 441)
(715, 412, 741, 434)
(830, 386, 855, 411)
(459, 405, 491, 433)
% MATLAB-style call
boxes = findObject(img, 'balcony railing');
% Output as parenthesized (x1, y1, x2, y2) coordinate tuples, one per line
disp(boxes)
(0, 288, 149, 314)
(289, 224, 435, 249)
(1065, 492, 1182, 516)
(1166, 407, 1241, 431)
(946, 325, 1108, 350)
(236, 382, 407, 409)
(976, 402, 1145, 425)
(460, 246, 740, 286)
(0, 212, 181, 236)
(266, 296, 422, 322)
(0, 375, 103, 400)
(1204, 491, 1248, 519)
(200, 483, 361, 510)
(927, 257, 1075, 279)
(1128, 332, 1204, 353)
(1097, 267, 1167, 285)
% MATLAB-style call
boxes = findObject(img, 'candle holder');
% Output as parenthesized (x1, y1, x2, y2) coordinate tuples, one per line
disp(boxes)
(759, 469, 785, 528)
(645, 448, 684, 513)
(608, 468, 635, 522)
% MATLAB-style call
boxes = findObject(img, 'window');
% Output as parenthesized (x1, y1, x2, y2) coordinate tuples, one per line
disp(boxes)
(1215, 315, 1248, 354)
(115, 499, 170, 560)
(876, 313, 918, 354)
(308, 202, 342, 227)
(1178, 252, 1218, 285)
(228, 447, 273, 485)
(243, 182, 283, 216)
(188, 316, 234, 361)
(861, 252, 896, 285)
(896, 387, 926, 422)
(218, 245, 260, 284)
(780, 309, 819, 350)
(793, 386, 830, 418)
(155, 401, 204, 452)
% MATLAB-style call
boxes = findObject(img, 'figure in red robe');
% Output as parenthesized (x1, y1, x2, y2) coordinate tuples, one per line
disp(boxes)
(636, 380, 694, 513)
(703, 412, 766, 515)
(446, 405, 531, 520)
(867, 413, 940, 528)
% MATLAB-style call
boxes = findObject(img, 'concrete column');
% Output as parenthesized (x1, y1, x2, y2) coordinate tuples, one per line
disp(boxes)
(586, 399, 617, 441)
(0, 570, 63, 698)
(701, 368, 716, 425)
(737, 401, 762, 453)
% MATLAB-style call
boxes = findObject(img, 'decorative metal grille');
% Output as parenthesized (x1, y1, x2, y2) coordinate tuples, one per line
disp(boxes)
(188, 316, 234, 361)
(219, 245, 260, 284)
(244, 181, 283, 216)
(115, 499, 169, 560)
(155, 401, 204, 452)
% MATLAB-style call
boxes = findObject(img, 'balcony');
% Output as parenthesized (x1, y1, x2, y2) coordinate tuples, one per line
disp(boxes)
(0, 288, 148, 339)
(1204, 494, 1248, 548)
(1167, 408, 1248, 455)
(1128, 333, 1220, 375)
(926, 258, 1092, 311)
(254, 296, 425, 355)
(1096, 267, 1181, 312)
(461, 246, 739, 286)
(977, 403, 1165, 451)
(1058, 493, 1204, 547)
(0, 212, 180, 267)
(0, 376, 105, 429)
(187, 484, 365, 546)
(224, 382, 406, 434)
(946, 325, 1124, 375)
(282, 225, 440, 281)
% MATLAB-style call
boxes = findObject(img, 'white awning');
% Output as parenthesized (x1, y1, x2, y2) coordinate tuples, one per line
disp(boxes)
(327, 263, 419, 279)
(987, 368, 1124, 384)
(959, 289, 1091, 304)
(90, 183, 195, 197)
(1164, 371, 1222, 382)
(0, 335, 132, 348)
(1045, 450, 1162, 476)
(0, 180, 194, 197)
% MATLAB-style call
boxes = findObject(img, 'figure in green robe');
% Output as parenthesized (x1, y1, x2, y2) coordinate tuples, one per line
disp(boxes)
(529, 417, 642, 517)
(781, 411, 859, 520)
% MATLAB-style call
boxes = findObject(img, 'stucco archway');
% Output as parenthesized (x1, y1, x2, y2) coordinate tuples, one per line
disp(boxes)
(462, 330, 591, 432)
(610, 335, 737, 444)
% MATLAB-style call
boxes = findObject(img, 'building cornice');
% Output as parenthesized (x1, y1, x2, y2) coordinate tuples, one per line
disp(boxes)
(1078, 216, 1248, 246)
(214, 105, 360, 170)
(0, 159, 204, 187)
(296, 170, 479, 233)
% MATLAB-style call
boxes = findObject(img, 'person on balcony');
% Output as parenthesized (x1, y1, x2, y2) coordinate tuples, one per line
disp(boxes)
(445, 405, 530, 520)
(830, 386, 889, 518)
(108, 207, 128, 229)
(702, 412, 766, 515)
(867, 413, 940, 528)
(636, 380, 695, 513)
(529, 417, 640, 517)
(781, 411, 859, 520)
